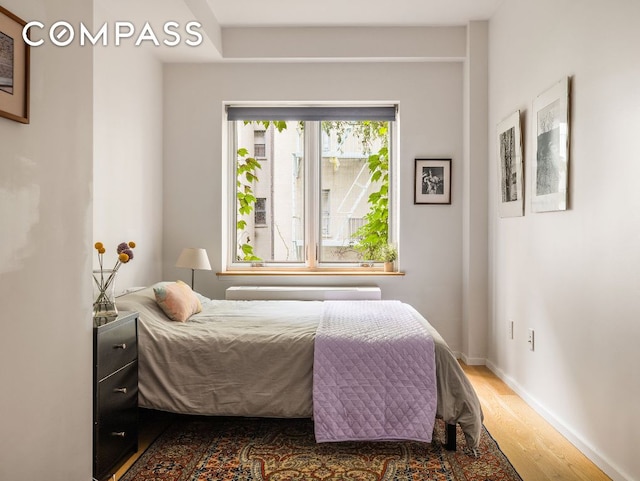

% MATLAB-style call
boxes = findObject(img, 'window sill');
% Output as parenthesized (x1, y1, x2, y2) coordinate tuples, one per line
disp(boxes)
(217, 269, 405, 277)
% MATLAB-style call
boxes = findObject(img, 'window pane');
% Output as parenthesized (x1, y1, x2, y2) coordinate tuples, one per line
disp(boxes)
(319, 121, 390, 263)
(230, 114, 393, 268)
(254, 130, 266, 158)
(254, 197, 267, 225)
(235, 121, 305, 263)
(254, 143, 266, 157)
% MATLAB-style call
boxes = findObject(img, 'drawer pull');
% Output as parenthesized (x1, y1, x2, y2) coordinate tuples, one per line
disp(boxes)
(113, 343, 127, 350)
(113, 387, 127, 394)
(111, 432, 126, 438)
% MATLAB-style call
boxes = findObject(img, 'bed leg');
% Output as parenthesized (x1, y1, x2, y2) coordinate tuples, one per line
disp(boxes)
(445, 423, 457, 451)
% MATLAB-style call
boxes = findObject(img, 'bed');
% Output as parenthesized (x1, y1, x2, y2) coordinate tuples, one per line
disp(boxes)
(117, 284, 484, 451)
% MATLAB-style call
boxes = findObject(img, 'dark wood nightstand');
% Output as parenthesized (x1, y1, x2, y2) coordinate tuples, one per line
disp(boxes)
(93, 311, 139, 481)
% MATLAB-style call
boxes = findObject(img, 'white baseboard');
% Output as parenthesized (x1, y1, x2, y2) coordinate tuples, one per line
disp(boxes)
(459, 352, 486, 366)
(485, 360, 631, 481)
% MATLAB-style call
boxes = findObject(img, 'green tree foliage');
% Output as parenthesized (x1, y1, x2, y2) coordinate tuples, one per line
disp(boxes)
(351, 123, 390, 260)
(236, 147, 262, 261)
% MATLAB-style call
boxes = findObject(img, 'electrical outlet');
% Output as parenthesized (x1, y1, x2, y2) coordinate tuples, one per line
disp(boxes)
(527, 328, 535, 351)
(508, 321, 514, 340)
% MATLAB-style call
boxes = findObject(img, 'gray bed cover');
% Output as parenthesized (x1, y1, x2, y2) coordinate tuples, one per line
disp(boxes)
(117, 287, 483, 449)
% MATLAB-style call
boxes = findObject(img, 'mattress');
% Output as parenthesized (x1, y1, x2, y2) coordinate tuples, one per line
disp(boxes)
(117, 286, 483, 449)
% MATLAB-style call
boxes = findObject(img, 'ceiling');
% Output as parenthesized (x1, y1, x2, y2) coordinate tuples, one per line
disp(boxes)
(206, 0, 504, 27)
(95, 0, 504, 62)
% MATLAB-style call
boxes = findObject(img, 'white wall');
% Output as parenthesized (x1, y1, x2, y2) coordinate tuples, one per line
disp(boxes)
(93, 17, 164, 290)
(0, 0, 94, 480)
(163, 61, 467, 350)
(488, 1, 640, 480)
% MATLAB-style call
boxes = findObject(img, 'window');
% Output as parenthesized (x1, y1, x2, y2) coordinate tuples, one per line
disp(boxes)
(227, 105, 396, 269)
(254, 197, 267, 226)
(253, 130, 266, 158)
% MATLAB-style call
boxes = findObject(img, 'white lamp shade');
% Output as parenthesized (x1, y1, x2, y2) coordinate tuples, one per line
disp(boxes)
(175, 248, 212, 271)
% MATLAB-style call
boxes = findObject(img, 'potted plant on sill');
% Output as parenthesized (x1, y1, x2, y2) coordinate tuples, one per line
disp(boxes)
(379, 244, 397, 272)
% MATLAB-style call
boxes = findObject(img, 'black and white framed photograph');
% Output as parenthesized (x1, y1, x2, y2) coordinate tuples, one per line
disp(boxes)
(532, 77, 570, 212)
(497, 110, 524, 217)
(414, 158, 451, 204)
(0, 5, 29, 124)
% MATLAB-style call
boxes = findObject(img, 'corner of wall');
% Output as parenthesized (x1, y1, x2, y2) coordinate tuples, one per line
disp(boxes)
(461, 20, 489, 362)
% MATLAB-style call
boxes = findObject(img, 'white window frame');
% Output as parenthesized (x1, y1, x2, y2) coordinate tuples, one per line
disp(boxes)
(223, 105, 398, 272)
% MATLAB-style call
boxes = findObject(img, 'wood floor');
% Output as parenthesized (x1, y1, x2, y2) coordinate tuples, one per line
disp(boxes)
(462, 364, 611, 481)
(113, 364, 611, 481)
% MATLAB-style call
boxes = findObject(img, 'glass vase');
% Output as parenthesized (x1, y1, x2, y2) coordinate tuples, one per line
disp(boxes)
(93, 268, 118, 323)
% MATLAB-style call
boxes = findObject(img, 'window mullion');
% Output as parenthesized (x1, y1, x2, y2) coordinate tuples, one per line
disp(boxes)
(304, 121, 320, 268)
(227, 121, 238, 269)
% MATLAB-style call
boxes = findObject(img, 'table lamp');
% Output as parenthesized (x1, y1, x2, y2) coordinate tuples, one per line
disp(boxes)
(175, 247, 211, 290)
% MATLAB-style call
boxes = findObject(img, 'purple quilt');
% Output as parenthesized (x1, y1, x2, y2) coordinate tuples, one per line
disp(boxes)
(313, 300, 437, 443)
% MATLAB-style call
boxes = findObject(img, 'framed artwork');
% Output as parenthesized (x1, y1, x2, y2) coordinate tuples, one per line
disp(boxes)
(497, 110, 524, 217)
(532, 77, 570, 212)
(414, 158, 451, 205)
(0, 6, 29, 124)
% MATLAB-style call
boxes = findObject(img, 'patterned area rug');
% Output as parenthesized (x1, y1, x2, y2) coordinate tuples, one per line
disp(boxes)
(121, 416, 522, 481)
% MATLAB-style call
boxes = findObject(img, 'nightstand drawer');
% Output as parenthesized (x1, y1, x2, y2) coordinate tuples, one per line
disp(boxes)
(98, 361, 138, 419)
(95, 361, 138, 479)
(96, 315, 137, 380)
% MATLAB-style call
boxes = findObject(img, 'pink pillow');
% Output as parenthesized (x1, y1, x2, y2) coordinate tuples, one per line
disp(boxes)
(153, 280, 202, 322)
